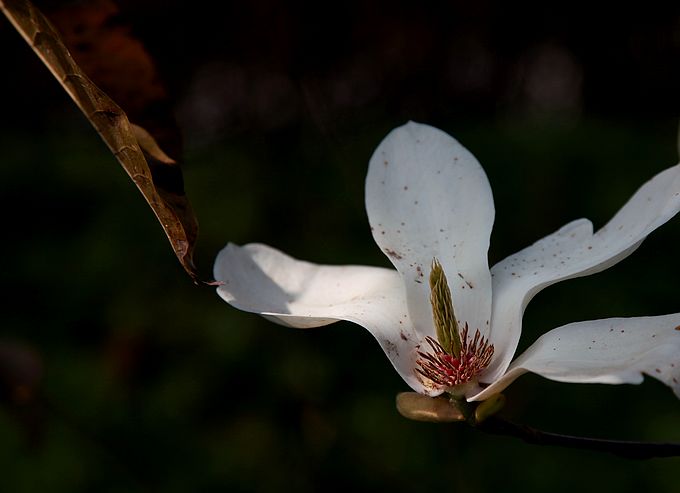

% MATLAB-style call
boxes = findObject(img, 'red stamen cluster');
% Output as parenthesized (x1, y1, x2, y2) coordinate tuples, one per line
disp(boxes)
(416, 324, 494, 387)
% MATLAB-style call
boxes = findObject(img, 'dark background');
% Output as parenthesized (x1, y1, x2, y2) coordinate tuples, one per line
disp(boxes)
(1, 1, 679, 491)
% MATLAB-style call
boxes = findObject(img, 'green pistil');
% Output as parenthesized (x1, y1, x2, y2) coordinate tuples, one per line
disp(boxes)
(429, 258, 463, 357)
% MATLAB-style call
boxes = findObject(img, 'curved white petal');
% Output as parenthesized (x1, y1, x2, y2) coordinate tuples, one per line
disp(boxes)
(471, 314, 680, 401)
(486, 164, 680, 382)
(365, 122, 495, 341)
(213, 243, 439, 395)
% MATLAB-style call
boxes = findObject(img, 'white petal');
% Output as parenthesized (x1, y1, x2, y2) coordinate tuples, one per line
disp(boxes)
(365, 122, 495, 340)
(486, 164, 680, 382)
(470, 314, 680, 401)
(213, 243, 439, 395)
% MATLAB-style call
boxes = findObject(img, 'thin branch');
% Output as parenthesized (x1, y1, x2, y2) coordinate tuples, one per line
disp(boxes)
(478, 416, 680, 459)
(396, 392, 680, 459)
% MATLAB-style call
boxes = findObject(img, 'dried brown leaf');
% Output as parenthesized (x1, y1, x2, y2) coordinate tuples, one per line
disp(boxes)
(0, 0, 207, 283)
(131, 123, 176, 165)
(45, 0, 183, 159)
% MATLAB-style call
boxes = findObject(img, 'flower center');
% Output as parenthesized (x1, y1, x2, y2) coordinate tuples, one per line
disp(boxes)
(417, 324, 494, 387)
(416, 258, 494, 388)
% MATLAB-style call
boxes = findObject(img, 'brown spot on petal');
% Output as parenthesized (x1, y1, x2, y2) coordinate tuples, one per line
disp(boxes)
(384, 248, 403, 260)
(456, 272, 474, 289)
(675, 326, 680, 331)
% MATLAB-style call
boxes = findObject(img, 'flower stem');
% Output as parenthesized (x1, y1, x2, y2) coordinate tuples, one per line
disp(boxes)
(449, 393, 477, 426)
(396, 392, 680, 459)
(477, 416, 680, 459)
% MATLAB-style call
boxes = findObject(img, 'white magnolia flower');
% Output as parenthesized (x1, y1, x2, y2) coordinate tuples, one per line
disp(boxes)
(214, 122, 680, 401)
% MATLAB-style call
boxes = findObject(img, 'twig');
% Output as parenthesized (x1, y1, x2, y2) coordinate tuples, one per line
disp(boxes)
(396, 392, 680, 459)
(478, 416, 680, 459)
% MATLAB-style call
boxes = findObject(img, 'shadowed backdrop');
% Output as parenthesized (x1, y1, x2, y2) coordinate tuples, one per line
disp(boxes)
(0, 1, 679, 491)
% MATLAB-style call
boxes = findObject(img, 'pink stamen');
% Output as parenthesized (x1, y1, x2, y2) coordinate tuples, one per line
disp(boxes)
(416, 324, 494, 387)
